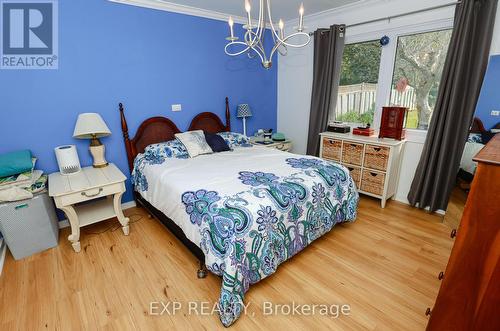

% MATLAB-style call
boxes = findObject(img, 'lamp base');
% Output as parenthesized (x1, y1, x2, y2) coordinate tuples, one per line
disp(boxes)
(89, 143, 108, 168)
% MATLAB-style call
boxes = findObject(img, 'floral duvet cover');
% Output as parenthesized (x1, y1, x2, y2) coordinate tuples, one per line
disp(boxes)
(132, 143, 359, 326)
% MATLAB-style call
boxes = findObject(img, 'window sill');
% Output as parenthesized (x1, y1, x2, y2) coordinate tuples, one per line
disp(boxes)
(405, 129, 428, 144)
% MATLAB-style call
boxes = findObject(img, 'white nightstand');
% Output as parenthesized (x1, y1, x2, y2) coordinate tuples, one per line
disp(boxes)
(48, 163, 130, 253)
(250, 137, 293, 152)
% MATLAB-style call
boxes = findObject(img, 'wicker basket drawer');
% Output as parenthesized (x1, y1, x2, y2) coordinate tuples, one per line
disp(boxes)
(342, 141, 364, 166)
(361, 170, 386, 196)
(364, 145, 390, 171)
(321, 137, 342, 161)
(345, 165, 361, 187)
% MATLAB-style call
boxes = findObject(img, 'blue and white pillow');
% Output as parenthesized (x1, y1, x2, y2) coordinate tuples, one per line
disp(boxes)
(144, 139, 189, 159)
(467, 133, 483, 144)
(217, 132, 252, 149)
(175, 130, 213, 158)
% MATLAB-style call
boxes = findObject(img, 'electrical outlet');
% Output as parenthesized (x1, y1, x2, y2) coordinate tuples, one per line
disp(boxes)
(491, 110, 500, 116)
(172, 104, 182, 112)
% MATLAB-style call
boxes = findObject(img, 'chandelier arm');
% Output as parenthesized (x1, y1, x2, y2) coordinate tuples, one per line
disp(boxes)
(250, 46, 266, 64)
(269, 37, 288, 58)
(246, 0, 264, 45)
(265, 0, 310, 48)
(277, 32, 311, 48)
(269, 40, 282, 60)
(257, 0, 265, 39)
(225, 42, 251, 57)
(244, 30, 258, 48)
(225, 41, 266, 64)
(265, 0, 281, 41)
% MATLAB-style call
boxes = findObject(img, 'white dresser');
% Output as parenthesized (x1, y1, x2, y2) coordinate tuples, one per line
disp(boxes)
(319, 132, 405, 208)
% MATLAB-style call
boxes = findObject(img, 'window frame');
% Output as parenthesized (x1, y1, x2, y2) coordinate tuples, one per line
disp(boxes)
(342, 15, 454, 142)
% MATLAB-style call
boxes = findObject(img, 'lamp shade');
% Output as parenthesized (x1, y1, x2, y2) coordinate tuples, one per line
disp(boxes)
(237, 104, 252, 118)
(73, 113, 111, 139)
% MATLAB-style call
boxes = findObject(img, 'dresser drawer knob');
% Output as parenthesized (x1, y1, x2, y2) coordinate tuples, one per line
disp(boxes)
(438, 272, 444, 280)
(425, 308, 432, 316)
(450, 229, 457, 239)
(81, 188, 103, 197)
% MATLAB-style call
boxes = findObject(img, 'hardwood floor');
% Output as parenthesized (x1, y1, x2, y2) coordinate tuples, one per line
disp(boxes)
(0, 197, 454, 330)
(443, 186, 468, 229)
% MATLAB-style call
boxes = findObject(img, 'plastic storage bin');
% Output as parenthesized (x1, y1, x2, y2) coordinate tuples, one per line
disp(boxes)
(0, 191, 59, 260)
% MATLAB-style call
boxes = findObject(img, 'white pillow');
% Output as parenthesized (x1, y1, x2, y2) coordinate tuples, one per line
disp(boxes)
(175, 130, 213, 158)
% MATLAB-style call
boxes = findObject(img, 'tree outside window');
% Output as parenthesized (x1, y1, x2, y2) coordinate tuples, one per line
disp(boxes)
(391, 29, 453, 130)
(334, 40, 382, 126)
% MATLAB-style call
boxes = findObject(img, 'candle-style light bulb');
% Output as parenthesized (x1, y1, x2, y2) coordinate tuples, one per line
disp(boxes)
(245, 0, 252, 30)
(228, 16, 234, 39)
(279, 19, 284, 39)
(298, 3, 304, 31)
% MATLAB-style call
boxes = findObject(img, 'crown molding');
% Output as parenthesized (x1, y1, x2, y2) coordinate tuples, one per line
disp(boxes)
(108, 0, 250, 25)
(285, 0, 378, 24)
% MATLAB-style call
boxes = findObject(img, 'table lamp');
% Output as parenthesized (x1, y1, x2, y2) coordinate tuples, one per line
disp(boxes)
(237, 104, 252, 136)
(73, 113, 111, 168)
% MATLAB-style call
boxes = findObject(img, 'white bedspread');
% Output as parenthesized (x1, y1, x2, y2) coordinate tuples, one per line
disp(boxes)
(132, 145, 358, 326)
(138, 147, 312, 245)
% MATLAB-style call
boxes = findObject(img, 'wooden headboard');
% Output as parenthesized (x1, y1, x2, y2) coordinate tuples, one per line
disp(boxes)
(470, 117, 487, 134)
(120, 97, 231, 173)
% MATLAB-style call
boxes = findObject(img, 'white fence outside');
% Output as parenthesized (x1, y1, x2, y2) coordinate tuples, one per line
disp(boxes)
(335, 83, 417, 120)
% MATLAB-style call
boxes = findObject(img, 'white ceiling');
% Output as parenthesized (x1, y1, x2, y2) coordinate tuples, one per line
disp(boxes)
(155, 0, 363, 21)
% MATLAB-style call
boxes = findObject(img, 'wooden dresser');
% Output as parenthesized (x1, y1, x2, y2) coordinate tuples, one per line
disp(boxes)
(427, 134, 500, 330)
(319, 132, 405, 208)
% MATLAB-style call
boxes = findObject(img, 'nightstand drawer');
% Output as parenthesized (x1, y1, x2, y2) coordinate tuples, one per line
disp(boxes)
(275, 142, 292, 152)
(322, 138, 342, 161)
(58, 182, 124, 206)
(342, 141, 364, 166)
(364, 145, 390, 171)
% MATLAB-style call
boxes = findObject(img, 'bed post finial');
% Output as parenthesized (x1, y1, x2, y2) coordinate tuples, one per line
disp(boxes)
(119, 103, 134, 173)
(119, 103, 128, 137)
(225, 97, 231, 132)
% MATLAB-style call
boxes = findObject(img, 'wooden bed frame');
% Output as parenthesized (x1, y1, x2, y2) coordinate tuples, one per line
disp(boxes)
(119, 97, 231, 278)
(470, 117, 487, 134)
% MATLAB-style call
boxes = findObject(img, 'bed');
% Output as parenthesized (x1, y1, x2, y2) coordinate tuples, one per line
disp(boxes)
(119, 98, 359, 326)
(459, 118, 499, 181)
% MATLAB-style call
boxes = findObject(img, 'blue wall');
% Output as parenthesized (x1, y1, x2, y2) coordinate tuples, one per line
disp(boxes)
(475, 55, 500, 129)
(0, 0, 278, 203)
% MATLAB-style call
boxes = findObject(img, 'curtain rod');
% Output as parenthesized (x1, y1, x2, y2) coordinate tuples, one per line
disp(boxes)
(309, 1, 460, 36)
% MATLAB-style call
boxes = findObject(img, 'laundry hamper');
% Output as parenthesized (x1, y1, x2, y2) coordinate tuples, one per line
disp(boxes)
(0, 191, 59, 260)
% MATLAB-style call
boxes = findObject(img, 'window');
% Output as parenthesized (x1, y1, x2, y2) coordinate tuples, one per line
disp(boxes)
(332, 23, 454, 134)
(335, 40, 382, 126)
(390, 29, 453, 129)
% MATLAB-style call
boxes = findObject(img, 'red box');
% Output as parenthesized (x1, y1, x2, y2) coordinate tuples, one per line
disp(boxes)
(353, 128, 375, 136)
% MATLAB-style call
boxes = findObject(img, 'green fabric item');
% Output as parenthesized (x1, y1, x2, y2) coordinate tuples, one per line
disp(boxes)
(0, 150, 33, 178)
(272, 132, 286, 141)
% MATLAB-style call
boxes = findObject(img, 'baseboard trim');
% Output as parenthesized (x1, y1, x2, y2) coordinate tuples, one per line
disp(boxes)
(58, 200, 137, 229)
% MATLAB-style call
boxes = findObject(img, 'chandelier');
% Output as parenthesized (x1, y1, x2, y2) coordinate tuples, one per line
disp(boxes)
(224, 0, 311, 69)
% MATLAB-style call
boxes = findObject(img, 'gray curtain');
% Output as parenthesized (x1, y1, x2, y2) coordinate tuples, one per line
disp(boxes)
(306, 25, 345, 156)
(408, 0, 498, 211)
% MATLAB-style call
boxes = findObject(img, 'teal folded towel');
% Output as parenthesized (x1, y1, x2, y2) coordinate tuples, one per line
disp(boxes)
(0, 150, 33, 178)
